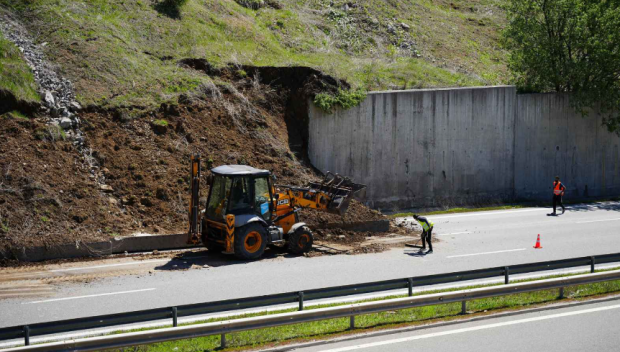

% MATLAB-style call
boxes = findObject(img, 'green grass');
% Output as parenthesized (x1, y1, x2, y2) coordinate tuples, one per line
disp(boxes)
(389, 205, 527, 218)
(0, 0, 508, 109)
(153, 119, 169, 127)
(0, 29, 39, 103)
(1, 110, 30, 120)
(105, 269, 620, 352)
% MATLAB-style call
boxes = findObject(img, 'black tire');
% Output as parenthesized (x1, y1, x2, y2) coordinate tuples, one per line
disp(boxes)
(234, 223, 267, 260)
(287, 226, 313, 254)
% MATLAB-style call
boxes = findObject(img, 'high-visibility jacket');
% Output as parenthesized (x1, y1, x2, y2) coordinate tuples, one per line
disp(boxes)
(416, 216, 434, 231)
(553, 181, 565, 196)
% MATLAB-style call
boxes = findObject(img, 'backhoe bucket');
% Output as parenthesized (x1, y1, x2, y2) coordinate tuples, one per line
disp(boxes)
(308, 172, 366, 216)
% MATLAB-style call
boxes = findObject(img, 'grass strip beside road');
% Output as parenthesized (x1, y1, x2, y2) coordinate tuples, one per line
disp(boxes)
(104, 269, 620, 352)
(389, 205, 526, 218)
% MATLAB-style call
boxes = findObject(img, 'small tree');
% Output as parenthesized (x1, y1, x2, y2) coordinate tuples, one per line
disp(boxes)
(503, 0, 620, 132)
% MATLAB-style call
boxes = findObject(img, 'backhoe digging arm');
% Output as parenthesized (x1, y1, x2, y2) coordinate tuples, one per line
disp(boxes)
(188, 154, 201, 244)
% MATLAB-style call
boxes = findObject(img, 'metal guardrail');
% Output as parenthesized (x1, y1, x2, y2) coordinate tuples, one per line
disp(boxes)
(2, 252, 620, 347)
(6, 269, 620, 352)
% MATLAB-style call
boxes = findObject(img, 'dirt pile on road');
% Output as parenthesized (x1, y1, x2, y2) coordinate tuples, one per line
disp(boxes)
(299, 200, 385, 227)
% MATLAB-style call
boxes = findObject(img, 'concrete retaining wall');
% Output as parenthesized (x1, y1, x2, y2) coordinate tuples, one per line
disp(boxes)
(308, 87, 620, 209)
(515, 94, 620, 200)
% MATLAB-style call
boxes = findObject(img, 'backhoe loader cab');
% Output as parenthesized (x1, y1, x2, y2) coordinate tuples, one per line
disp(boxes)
(188, 156, 366, 260)
(206, 165, 272, 223)
(202, 165, 279, 260)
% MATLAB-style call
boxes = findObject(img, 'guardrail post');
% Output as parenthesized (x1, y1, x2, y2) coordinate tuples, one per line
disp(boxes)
(591, 257, 596, 273)
(298, 291, 304, 311)
(559, 287, 564, 299)
(172, 307, 178, 327)
(221, 333, 227, 348)
(349, 316, 355, 330)
(504, 267, 510, 284)
(23, 326, 30, 346)
(408, 278, 413, 297)
(461, 301, 467, 315)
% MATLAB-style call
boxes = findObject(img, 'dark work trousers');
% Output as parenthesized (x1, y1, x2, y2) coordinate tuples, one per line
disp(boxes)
(553, 195, 565, 214)
(421, 227, 433, 250)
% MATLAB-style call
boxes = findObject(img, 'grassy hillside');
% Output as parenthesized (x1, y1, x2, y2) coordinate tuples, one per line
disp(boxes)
(0, 0, 508, 109)
(0, 29, 39, 103)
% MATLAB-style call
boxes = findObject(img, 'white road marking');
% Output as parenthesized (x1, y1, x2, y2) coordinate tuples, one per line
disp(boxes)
(316, 303, 620, 352)
(447, 248, 526, 258)
(426, 208, 548, 220)
(438, 231, 471, 236)
(49, 259, 168, 272)
(576, 218, 620, 224)
(22, 288, 156, 304)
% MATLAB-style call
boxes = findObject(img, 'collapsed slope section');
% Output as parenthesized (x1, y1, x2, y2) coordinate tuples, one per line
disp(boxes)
(1, 63, 404, 259)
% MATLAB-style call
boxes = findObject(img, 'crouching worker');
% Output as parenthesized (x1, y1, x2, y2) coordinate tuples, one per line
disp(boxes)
(413, 214, 434, 254)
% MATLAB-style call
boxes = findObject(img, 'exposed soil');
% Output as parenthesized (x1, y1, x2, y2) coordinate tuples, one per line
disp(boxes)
(0, 62, 417, 261)
(0, 117, 116, 251)
(299, 200, 385, 227)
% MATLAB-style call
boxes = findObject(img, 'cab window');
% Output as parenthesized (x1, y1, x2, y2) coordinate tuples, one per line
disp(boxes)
(206, 176, 231, 221)
(228, 177, 253, 214)
(254, 177, 271, 221)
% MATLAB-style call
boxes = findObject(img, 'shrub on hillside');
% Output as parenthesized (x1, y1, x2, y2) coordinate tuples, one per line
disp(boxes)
(154, 0, 189, 19)
(235, 0, 283, 10)
(314, 89, 366, 113)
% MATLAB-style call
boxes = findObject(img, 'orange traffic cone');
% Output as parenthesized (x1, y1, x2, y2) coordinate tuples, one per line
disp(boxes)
(533, 234, 542, 249)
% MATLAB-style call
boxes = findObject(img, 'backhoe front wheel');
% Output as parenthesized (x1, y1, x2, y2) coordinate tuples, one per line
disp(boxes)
(234, 223, 267, 260)
(288, 226, 313, 255)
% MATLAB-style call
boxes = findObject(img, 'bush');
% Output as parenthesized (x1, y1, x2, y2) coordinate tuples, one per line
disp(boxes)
(313, 88, 367, 113)
(154, 0, 189, 18)
(235, 0, 282, 10)
(35, 125, 66, 142)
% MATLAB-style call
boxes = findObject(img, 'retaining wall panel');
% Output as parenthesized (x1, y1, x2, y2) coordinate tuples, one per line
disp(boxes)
(309, 87, 620, 209)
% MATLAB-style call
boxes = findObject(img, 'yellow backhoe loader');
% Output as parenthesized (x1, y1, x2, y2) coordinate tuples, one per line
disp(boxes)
(187, 155, 366, 260)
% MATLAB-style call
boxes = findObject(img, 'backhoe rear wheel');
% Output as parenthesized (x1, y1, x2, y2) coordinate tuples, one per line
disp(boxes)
(287, 226, 313, 255)
(234, 223, 267, 260)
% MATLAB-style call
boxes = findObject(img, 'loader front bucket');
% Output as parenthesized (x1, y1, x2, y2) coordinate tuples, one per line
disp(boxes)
(308, 172, 366, 216)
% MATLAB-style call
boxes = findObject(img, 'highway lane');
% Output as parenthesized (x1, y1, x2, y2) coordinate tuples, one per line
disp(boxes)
(1, 201, 619, 328)
(288, 298, 620, 352)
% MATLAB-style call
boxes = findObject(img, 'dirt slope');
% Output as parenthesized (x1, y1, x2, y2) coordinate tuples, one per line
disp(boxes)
(0, 63, 402, 256)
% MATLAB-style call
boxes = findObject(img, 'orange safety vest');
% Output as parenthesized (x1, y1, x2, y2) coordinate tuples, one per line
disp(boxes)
(553, 182, 564, 195)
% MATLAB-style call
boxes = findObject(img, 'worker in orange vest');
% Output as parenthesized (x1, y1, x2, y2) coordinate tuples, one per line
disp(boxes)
(551, 176, 566, 215)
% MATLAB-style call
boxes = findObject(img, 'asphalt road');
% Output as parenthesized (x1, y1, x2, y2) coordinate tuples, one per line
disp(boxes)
(1, 201, 619, 329)
(287, 298, 620, 352)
